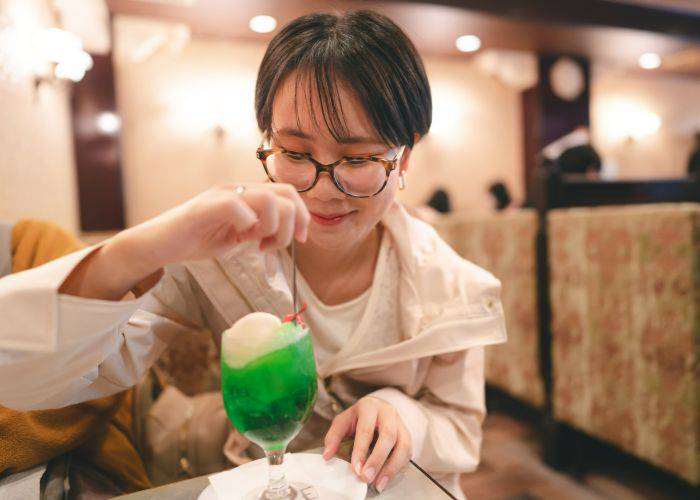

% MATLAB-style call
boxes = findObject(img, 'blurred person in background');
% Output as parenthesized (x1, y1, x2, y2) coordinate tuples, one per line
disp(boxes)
(426, 187, 452, 213)
(557, 143, 602, 177)
(410, 187, 452, 223)
(0, 220, 150, 497)
(488, 181, 512, 211)
(542, 126, 602, 178)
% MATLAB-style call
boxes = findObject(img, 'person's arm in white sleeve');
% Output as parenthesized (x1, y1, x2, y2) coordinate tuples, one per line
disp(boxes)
(371, 347, 486, 474)
(0, 249, 203, 411)
(0, 184, 311, 411)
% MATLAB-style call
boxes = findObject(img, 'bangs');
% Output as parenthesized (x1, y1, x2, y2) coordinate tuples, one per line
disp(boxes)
(292, 60, 352, 143)
(256, 11, 431, 148)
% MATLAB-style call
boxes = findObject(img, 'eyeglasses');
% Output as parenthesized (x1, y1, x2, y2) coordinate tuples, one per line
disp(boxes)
(256, 143, 405, 198)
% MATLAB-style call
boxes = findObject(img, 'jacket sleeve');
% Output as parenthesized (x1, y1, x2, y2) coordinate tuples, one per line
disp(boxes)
(371, 346, 485, 474)
(0, 246, 204, 411)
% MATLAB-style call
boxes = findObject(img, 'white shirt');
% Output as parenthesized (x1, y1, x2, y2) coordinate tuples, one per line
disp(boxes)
(280, 232, 398, 371)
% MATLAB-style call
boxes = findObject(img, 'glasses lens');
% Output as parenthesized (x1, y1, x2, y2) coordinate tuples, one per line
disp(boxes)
(266, 152, 317, 191)
(334, 159, 387, 197)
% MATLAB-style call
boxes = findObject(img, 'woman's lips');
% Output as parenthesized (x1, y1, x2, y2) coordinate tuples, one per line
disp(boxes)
(310, 211, 354, 226)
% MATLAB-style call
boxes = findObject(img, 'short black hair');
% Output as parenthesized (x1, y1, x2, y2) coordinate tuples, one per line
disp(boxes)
(489, 182, 511, 211)
(427, 188, 451, 214)
(255, 10, 432, 148)
(557, 144, 602, 175)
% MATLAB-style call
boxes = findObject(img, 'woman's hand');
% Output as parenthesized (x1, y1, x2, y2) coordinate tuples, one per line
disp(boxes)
(117, 183, 309, 266)
(323, 396, 412, 493)
(60, 183, 310, 301)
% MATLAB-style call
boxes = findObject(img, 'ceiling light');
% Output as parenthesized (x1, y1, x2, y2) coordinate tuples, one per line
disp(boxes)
(456, 35, 481, 53)
(638, 52, 661, 70)
(249, 15, 276, 34)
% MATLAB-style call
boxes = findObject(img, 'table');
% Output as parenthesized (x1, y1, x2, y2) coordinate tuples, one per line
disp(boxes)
(116, 444, 455, 499)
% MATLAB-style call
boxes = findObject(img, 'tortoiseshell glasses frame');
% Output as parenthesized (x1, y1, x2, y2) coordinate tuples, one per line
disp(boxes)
(256, 144, 406, 198)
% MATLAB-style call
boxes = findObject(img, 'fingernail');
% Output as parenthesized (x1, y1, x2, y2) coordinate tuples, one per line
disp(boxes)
(363, 467, 376, 482)
(376, 476, 389, 493)
(354, 461, 362, 476)
(322, 446, 331, 460)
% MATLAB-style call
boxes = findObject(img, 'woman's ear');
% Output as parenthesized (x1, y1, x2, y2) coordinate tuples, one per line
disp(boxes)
(400, 132, 421, 174)
(399, 146, 412, 175)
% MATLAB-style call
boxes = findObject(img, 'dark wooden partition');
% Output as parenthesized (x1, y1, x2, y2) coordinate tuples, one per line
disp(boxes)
(70, 53, 126, 232)
(540, 171, 700, 209)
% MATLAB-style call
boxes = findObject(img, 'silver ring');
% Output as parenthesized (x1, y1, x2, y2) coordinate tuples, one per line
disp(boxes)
(234, 185, 246, 195)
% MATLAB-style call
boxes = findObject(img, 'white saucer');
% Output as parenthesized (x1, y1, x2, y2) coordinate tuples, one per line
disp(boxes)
(200, 453, 367, 500)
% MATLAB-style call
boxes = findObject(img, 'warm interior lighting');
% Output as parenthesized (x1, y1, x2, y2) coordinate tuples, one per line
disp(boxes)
(167, 74, 258, 141)
(598, 99, 661, 141)
(34, 27, 93, 83)
(96, 111, 121, 134)
(638, 52, 661, 70)
(430, 82, 470, 141)
(456, 35, 481, 53)
(0, 4, 95, 84)
(37, 28, 81, 63)
(54, 47, 92, 82)
(249, 15, 277, 34)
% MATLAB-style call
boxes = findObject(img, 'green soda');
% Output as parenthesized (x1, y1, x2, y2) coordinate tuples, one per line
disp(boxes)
(221, 323, 317, 451)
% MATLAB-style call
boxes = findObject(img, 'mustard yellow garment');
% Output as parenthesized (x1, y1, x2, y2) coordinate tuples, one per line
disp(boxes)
(0, 219, 151, 493)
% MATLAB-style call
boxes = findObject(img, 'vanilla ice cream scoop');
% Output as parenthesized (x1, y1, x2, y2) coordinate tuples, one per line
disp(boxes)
(222, 312, 307, 368)
(226, 312, 282, 340)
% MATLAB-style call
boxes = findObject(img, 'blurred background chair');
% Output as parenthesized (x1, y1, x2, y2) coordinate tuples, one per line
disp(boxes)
(433, 211, 543, 408)
(548, 203, 700, 485)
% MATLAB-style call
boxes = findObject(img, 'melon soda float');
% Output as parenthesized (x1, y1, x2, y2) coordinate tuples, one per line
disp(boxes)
(220, 306, 318, 498)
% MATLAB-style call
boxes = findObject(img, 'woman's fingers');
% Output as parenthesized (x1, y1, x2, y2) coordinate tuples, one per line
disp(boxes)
(270, 183, 310, 242)
(219, 187, 258, 234)
(323, 409, 356, 460)
(350, 403, 379, 477)
(361, 406, 399, 483)
(260, 197, 296, 251)
(242, 189, 279, 240)
(322, 396, 412, 491)
(234, 186, 301, 250)
(374, 426, 412, 492)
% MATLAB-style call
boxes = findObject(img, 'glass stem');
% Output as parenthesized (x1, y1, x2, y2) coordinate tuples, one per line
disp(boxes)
(264, 449, 293, 499)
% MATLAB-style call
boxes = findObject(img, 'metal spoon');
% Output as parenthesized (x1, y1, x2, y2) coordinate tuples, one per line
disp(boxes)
(291, 238, 298, 318)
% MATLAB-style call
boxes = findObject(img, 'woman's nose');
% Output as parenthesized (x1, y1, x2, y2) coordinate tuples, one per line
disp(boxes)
(306, 172, 345, 201)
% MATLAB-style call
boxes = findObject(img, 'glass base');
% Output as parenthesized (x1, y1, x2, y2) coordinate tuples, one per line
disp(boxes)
(244, 482, 346, 500)
(242, 482, 314, 500)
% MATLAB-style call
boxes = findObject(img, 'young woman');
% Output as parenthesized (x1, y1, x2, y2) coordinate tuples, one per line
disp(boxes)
(0, 11, 505, 498)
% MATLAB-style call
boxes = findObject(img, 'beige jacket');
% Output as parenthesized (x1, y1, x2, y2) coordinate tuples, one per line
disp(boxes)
(0, 203, 506, 494)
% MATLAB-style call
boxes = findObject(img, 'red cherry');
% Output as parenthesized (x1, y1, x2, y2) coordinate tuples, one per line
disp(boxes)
(283, 303, 308, 327)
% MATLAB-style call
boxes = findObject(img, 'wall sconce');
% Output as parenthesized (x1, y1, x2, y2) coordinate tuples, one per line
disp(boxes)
(212, 123, 227, 142)
(33, 27, 93, 88)
(598, 99, 662, 142)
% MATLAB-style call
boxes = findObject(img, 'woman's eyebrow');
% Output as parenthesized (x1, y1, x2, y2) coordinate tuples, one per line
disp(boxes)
(276, 127, 311, 140)
(336, 135, 381, 145)
(275, 127, 380, 146)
